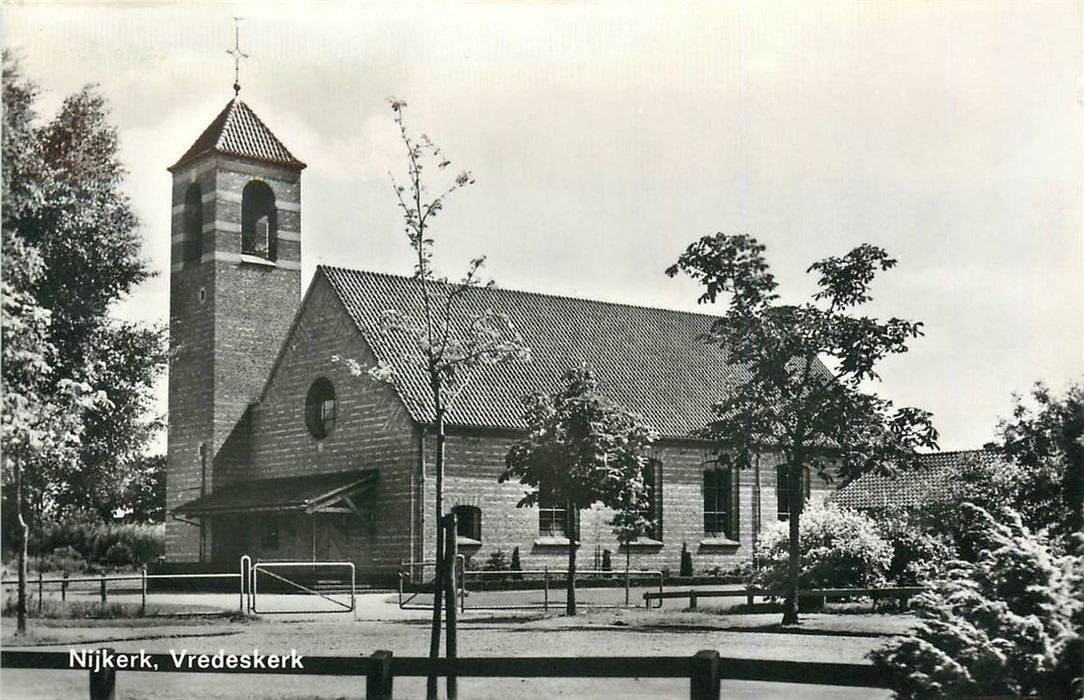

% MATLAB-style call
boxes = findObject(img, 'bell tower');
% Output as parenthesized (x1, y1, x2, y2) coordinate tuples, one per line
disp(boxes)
(164, 97, 306, 562)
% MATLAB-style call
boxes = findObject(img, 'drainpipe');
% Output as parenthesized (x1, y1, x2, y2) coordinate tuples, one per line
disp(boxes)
(199, 443, 207, 563)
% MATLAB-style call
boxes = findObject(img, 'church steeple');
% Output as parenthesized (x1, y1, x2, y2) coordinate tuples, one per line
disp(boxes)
(164, 93, 305, 563)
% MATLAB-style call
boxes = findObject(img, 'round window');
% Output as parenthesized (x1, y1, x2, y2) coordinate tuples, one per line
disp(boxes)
(305, 378, 337, 439)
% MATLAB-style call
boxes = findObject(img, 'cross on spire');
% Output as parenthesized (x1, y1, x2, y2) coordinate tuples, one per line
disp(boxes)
(226, 17, 248, 96)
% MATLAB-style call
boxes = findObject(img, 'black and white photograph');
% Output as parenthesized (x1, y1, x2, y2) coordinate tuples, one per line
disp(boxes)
(2, 2, 1081, 698)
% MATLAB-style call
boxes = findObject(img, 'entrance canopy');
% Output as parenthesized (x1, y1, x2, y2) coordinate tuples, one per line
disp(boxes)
(175, 469, 377, 517)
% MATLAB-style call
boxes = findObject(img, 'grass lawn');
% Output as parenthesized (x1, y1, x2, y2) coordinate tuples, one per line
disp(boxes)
(1, 600, 911, 699)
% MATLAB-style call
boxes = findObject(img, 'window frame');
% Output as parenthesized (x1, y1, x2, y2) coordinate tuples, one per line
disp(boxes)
(241, 180, 278, 261)
(641, 459, 663, 541)
(537, 492, 569, 538)
(452, 505, 481, 542)
(304, 378, 337, 439)
(703, 464, 737, 540)
(776, 464, 812, 521)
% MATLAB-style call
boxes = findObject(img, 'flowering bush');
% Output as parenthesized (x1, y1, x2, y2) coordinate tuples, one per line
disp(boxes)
(754, 503, 892, 591)
(871, 504, 1082, 699)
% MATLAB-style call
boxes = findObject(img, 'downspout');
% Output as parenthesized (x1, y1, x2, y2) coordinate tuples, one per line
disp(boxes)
(414, 427, 426, 566)
(199, 443, 207, 563)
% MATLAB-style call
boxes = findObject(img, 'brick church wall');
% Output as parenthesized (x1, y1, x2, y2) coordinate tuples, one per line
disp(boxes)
(242, 274, 421, 578)
(421, 431, 832, 577)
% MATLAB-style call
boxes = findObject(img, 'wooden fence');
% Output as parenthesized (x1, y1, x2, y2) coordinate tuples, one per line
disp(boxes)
(644, 586, 926, 609)
(1, 648, 892, 699)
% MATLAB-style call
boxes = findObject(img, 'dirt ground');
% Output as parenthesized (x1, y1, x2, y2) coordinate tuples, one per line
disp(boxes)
(1, 593, 910, 699)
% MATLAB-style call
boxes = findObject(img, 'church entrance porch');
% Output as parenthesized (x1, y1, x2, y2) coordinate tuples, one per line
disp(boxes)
(174, 470, 378, 566)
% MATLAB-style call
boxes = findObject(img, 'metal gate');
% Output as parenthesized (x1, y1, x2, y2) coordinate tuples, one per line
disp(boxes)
(245, 559, 356, 617)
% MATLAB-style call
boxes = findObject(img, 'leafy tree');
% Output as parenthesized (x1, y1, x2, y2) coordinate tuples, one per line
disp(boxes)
(871, 504, 1082, 699)
(667, 234, 937, 624)
(993, 380, 1083, 543)
(501, 365, 659, 615)
(2, 52, 164, 525)
(335, 100, 529, 696)
(120, 453, 167, 524)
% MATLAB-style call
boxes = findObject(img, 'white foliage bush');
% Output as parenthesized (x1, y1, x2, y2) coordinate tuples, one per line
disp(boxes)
(755, 503, 893, 591)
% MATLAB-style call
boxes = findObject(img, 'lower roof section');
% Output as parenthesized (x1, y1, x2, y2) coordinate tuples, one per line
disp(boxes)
(174, 469, 377, 516)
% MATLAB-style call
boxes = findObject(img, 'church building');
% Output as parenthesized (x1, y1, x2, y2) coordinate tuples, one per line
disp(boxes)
(164, 95, 833, 582)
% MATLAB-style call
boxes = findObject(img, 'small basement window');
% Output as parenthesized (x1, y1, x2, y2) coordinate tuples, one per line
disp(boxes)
(305, 378, 337, 439)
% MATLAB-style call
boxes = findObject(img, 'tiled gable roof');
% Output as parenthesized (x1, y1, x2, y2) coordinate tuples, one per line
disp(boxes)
(169, 98, 306, 172)
(832, 449, 1004, 510)
(320, 266, 752, 438)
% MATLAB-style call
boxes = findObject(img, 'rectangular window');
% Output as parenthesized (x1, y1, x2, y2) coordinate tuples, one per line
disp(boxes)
(453, 505, 481, 542)
(538, 493, 568, 538)
(703, 467, 733, 538)
(777, 465, 811, 521)
(642, 460, 662, 540)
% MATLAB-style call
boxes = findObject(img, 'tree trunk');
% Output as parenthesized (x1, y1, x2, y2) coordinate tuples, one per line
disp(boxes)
(15, 460, 28, 634)
(427, 410, 446, 699)
(566, 500, 577, 616)
(781, 461, 802, 626)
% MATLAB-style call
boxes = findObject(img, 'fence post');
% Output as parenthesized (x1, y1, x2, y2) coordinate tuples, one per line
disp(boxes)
(140, 567, 147, 617)
(443, 514, 458, 700)
(99, 576, 107, 607)
(457, 556, 465, 614)
(624, 568, 630, 606)
(89, 647, 117, 700)
(37, 570, 43, 614)
(62, 572, 69, 602)
(543, 567, 549, 613)
(689, 649, 720, 700)
(689, 591, 697, 610)
(366, 650, 394, 700)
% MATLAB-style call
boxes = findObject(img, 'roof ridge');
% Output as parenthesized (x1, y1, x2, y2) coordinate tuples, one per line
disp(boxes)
(318, 264, 723, 324)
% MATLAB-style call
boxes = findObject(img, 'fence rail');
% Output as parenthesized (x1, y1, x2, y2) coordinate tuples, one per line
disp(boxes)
(0, 568, 245, 616)
(644, 586, 927, 609)
(0, 648, 892, 700)
(399, 560, 664, 611)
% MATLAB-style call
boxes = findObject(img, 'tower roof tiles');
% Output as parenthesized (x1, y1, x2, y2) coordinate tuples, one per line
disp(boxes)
(169, 98, 306, 172)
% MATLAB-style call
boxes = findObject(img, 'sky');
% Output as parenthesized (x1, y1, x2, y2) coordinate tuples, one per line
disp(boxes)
(4, 1, 1082, 452)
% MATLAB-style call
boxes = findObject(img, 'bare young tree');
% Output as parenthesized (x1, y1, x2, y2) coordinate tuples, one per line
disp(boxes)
(336, 100, 529, 698)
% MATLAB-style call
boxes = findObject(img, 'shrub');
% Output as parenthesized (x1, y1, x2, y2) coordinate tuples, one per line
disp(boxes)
(700, 561, 753, 580)
(872, 507, 956, 586)
(32, 546, 88, 574)
(27, 517, 164, 570)
(510, 546, 522, 571)
(482, 549, 510, 572)
(871, 504, 1082, 699)
(755, 503, 892, 591)
(601, 549, 612, 572)
(679, 542, 693, 577)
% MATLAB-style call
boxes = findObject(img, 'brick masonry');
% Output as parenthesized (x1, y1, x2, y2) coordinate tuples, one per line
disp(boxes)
(165, 152, 303, 562)
(163, 122, 840, 580)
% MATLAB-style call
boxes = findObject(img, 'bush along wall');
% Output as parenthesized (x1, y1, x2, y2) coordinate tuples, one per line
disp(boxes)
(26, 518, 164, 572)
